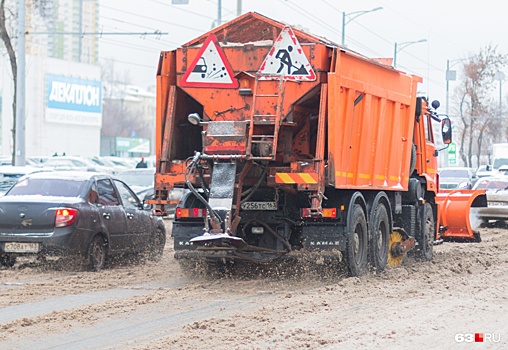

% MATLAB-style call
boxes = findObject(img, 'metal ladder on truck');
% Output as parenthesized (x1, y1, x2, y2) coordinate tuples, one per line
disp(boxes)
(246, 75, 286, 161)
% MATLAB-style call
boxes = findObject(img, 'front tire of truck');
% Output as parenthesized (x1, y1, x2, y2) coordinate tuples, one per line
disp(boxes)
(346, 204, 368, 276)
(416, 203, 434, 261)
(369, 203, 390, 273)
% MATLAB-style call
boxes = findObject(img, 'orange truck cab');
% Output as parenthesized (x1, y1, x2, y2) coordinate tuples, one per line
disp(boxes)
(148, 12, 486, 276)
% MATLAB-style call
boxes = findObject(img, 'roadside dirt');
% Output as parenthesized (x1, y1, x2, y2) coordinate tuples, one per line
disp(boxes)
(1, 222, 507, 349)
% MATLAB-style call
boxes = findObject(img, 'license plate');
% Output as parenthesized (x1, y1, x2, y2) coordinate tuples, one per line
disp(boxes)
(4, 242, 40, 253)
(489, 201, 508, 206)
(241, 201, 277, 211)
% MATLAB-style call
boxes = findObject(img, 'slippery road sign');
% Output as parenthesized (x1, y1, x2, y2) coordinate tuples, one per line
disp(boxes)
(258, 26, 316, 81)
(180, 34, 239, 88)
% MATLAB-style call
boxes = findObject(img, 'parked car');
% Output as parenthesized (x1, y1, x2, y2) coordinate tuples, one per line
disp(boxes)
(0, 165, 53, 197)
(117, 168, 187, 214)
(498, 165, 508, 176)
(0, 171, 166, 270)
(472, 176, 508, 224)
(117, 168, 155, 194)
(475, 164, 493, 178)
(439, 167, 477, 189)
(44, 156, 112, 174)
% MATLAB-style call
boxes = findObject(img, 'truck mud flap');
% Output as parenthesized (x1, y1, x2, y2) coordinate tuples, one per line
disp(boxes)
(435, 189, 487, 241)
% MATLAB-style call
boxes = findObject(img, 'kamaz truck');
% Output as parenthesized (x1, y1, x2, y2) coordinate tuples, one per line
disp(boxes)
(147, 13, 486, 276)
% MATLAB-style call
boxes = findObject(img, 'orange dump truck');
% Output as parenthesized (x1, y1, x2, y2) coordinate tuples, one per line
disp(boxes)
(149, 12, 486, 276)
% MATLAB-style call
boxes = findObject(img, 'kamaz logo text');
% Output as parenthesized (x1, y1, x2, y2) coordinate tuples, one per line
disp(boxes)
(309, 241, 340, 246)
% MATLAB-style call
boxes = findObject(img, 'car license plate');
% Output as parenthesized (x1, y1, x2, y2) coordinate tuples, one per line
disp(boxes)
(241, 201, 277, 211)
(489, 201, 508, 206)
(4, 242, 40, 253)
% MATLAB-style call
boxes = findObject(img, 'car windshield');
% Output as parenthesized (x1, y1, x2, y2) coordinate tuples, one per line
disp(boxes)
(493, 158, 508, 169)
(440, 169, 469, 178)
(117, 172, 153, 187)
(7, 178, 86, 197)
(473, 179, 508, 190)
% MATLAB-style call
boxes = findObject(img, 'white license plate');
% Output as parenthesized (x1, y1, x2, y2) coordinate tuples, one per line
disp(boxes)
(4, 242, 40, 253)
(489, 202, 508, 206)
(241, 201, 277, 211)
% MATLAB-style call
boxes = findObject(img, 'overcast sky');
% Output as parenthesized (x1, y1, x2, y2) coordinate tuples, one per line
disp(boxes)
(99, 0, 508, 115)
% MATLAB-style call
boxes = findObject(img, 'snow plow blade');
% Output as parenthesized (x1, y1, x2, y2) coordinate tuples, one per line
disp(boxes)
(190, 233, 249, 250)
(435, 189, 487, 241)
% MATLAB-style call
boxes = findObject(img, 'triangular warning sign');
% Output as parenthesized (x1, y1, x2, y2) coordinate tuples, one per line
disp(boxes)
(258, 26, 316, 81)
(180, 34, 239, 88)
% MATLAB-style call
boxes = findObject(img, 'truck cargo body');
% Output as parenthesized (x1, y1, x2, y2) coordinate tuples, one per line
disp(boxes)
(149, 13, 486, 275)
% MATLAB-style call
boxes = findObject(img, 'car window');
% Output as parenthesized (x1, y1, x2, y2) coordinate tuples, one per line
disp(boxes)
(7, 178, 85, 197)
(88, 182, 99, 204)
(114, 180, 141, 209)
(439, 169, 470, 178)
(96, 179, 120, 205)
(117, 172, 154, 187)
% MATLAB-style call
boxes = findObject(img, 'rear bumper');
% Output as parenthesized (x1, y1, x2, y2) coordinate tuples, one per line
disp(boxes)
(476, 206, 508, 220)
(0, 227, 92, 256)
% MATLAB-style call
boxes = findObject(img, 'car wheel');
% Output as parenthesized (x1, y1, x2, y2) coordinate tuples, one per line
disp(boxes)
(148, 226, 166, 262)
(1, 254, 16, 268)
(87, 236, 106, 271)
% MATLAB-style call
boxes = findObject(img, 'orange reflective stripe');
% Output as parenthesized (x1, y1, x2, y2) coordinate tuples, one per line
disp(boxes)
(275, 173, 318, 184)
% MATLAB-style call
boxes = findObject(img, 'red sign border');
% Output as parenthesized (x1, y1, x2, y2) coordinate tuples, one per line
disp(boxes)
(180, 34, 239, 88)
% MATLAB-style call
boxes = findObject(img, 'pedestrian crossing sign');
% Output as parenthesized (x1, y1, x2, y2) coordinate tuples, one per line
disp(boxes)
(180, 34, 239, 88)
(258, 26, 316, 81)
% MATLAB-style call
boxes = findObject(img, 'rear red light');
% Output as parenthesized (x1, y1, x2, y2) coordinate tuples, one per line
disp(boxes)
(301, 208, 337, 219)
(176, 208, 207, 219)
(55, 208, 78, 228)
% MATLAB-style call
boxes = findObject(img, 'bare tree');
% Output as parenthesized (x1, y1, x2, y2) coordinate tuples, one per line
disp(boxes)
(0, 0, 49, 163)
(454, 45, 507, 168)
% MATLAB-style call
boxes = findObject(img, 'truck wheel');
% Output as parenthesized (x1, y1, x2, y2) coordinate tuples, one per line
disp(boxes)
(417, 203, 434, 261)
(148, 226, 166, 262)
(369, 204, 390, 273)
(346, 204, 368, 276)
(87, 235, 106, 271)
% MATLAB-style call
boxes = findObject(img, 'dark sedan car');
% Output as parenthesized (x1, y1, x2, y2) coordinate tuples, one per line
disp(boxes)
(0, 171, 166, 271)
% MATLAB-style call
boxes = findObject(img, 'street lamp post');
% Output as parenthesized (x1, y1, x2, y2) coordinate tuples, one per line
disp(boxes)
(393, 39, 426, 68)
(495, 71, 505, 116)
(341, 7, 383, 47)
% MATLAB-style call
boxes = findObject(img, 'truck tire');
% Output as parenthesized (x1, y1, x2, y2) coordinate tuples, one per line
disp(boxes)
(346, 204, 368, 276)
(369, 203, 390, 273)
(416, 203, 434, 261)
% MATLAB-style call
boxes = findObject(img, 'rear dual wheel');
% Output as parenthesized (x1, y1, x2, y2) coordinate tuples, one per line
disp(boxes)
(369, 204, 390, 273)
(346, 204, 368, 277)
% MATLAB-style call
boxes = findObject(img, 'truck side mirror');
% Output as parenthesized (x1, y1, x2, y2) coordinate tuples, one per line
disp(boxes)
(441, 118, 452, 144)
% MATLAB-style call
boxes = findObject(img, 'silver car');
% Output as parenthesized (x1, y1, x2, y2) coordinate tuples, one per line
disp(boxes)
(472, 176, 508, 224)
